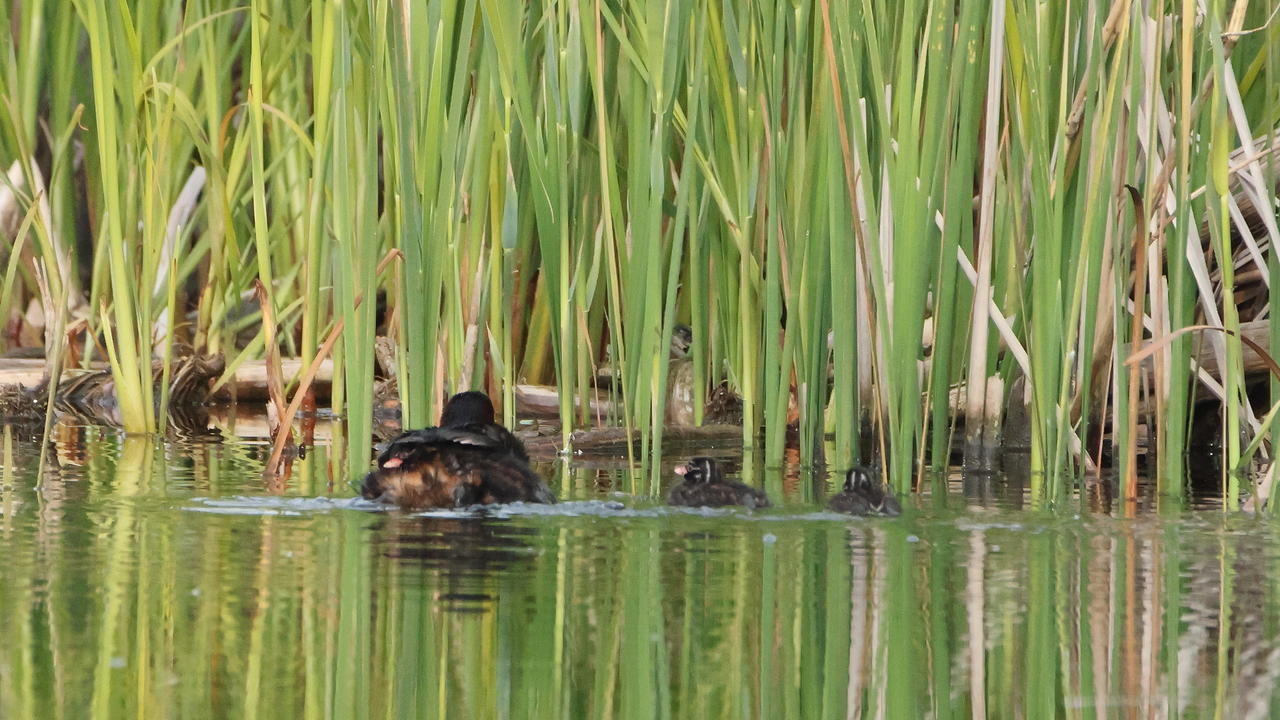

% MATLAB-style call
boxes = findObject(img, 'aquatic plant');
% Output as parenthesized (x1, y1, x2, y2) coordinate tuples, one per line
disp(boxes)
(0, 1, 1276, 501)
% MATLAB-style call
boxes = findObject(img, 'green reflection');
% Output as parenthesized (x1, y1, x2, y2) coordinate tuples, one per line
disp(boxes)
(0, 429, 1276, 718)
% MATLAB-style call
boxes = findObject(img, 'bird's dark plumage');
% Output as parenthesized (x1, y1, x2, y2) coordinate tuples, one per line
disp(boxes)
(360, 391, 555, 509)
(668, 457, 771, 509)
(827, 467, 901, 516)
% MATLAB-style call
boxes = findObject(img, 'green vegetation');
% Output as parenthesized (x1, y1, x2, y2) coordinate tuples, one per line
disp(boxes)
(0, 437, 1276, 717)
(0, 2, 1277, 501)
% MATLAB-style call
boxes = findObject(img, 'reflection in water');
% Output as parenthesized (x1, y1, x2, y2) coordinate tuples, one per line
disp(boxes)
(0, 427, 1279, 717)
(368, 514, 540, 612)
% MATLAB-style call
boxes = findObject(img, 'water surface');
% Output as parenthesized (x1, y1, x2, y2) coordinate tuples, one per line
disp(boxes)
(1, 423, 1276, 718)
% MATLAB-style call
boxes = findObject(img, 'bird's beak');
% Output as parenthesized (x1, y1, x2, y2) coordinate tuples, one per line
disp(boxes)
(382, 457, 403, 469)
(674, 464, 688, 476)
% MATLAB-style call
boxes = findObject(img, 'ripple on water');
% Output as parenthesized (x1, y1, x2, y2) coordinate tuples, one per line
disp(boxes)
(186, 495, 361, 516)
(185, 495, 917, 521)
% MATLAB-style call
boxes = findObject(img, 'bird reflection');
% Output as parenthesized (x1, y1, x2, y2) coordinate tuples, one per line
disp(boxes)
(366, 514, 539, 613)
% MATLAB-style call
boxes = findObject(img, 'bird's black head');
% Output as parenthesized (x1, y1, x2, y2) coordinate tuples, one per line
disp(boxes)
(441, 391, 496, 427)
(675, 457, 720, 484)
(670, 324, 694, 358)
(844, 466, 875, 493)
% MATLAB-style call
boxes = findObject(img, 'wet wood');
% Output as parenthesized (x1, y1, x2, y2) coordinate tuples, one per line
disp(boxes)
(0, 358, 335, 399)
(226, 358, 334, 400)
(169, 406, 742, 459)
(952, 320, 1275, 425)
(514, 383, 615, 418)
(520, 424, 743, 457)
(1124, 319, 1274, 411)
(1182, 319, 1272, 378)
(0, 358, 743, 459)
(0, 358, 61, 388)
(6, 312, 1270, 428)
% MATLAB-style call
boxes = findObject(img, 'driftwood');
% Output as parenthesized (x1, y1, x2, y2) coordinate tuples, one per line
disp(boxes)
(0, 356, 333, 416)
(946, 318, 1276, 417)
(0, 354, 224, 426)
(0, 357, 326, 400)
(1180, 319, 1273, 378)
(201, 407, 739, 460)
(520, 424, 743, 457)
(515, 384, 616, 418)
(0, 358, 746, 459)
(1124, 318, 1275, 412)
(4, 309, 1274, 429)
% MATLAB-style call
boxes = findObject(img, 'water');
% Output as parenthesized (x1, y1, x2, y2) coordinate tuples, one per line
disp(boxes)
(1, 423, 1278, 718)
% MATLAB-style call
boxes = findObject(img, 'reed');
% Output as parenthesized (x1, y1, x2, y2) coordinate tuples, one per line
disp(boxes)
(0, 1, 1276, 498)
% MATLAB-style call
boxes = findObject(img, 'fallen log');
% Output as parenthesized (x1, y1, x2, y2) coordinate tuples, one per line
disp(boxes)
(514, 383, 616, 419)
(0, 357, 331, 400)
(1181, 319, 1273, 379)
(520, 424, 743, 457)
(0, 358, 747, 455)
(198, 408, 742, 459)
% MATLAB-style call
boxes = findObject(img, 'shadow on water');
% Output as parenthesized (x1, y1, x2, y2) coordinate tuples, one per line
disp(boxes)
(2, 421, 1280, 718)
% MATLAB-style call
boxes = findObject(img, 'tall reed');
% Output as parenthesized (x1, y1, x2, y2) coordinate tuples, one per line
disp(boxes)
(0, 2, 1277, 497)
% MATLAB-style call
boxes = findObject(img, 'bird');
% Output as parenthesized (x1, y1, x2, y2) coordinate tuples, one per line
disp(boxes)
(827, 467, 901, 516)
(360, 391, 555, 510)
(667, 457, 771, 509)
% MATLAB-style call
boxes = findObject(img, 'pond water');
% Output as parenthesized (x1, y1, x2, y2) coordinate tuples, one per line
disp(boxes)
(1, 422, 1278, 719)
